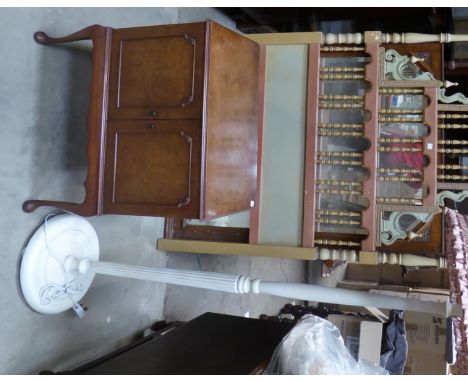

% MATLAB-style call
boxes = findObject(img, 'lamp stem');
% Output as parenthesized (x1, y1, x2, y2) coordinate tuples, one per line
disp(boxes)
(77, 259, 458, 318)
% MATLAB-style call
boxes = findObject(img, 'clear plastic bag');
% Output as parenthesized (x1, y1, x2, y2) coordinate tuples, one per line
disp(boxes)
(264, 314, 388, 375)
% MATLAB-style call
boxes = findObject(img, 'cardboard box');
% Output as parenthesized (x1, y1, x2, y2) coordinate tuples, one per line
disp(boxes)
(345, 263, 448, 289)
(326, 314, 383, 365)
(368, 289, 449, 374)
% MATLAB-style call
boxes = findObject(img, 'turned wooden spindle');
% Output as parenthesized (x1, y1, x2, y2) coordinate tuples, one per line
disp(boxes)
(316, 248, 447, 269)
(314, 239, 360, 247)
(377, 197, 423, 205)
(320, 66, 365, 73)
(438, 164, 468, 170)
(438, 174, 468, 180)
(324, 32, 468, 45)
(324, 33, 364, 45)
(317, 122, 364, 129)
(438, 139, 468, 145)
(378, 116, 423, 123)
(316, 217, 361, 225)
(319, 151, 362, 158)
(378, 146, 422, 153)
(439, 113, 468, 119)
(316, 179, 361, 187)
(438, 124, 468, 129)
(379, 108, 423, 114)
(378, 175, 421, 182)
(319, 102, 364, 109)
(319, 73, 365, 80)
(438, 148, 468, 154)
(319, 95, 364, 101)
(379, 88, 423, 95)
(318, 189, 361, 195)
(378, 138, 422, 144)
(317, 248, 358, 262)
(315, 209, 361, 218)
(378, 168, 421, 174)
(381, 32, 468, 44)
(317, 159, 363, 166)
(376, 252, 446, 268)
(318, 130, 363, 137)
(320, 46, 365, 52)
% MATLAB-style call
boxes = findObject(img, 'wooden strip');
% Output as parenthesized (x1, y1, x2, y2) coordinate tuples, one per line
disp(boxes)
(319, 151, 362, 157)
(378, 138, 422, 144)
(379, 108, 423, 114)
(245, 32, 322, 45)
(317, 122, 363, 129)
(249, 45, 266, 244)
(378, 167, 421, 174)
(438, 174, 468, 180)
(319, 102, 364, 109)
(302, 43, 320, 248)
(157, 239, 318, 260)
(319, 130, 363, 137)
(361, 42, 380, 252)
(376, 197, 423, 205)
(437, 182, 468, 190)
(316, 179, 361, 186)
(438, 164, 468, 170)
(438, 140, 468, 145)
(438, 124, 468, 129)
(316, 218, 361, 225)
(319, 95, 364, 100)
(438, 113, 468, 119)
(378, 176, 421, 182)
(381, 80, 442, 87)
(320, 73, 365, 80)
(378, 116, 424, 122)
(438, 104, 468, 111)
(316, 209, 361, 218)
(422, 86, 438, 208)
(438, 148, 468, 154)
(321, 46, 365, 52)
(379, 88, 423, 94)
(320, 66, 365, 72)
(378, 147, 422, 152)
(317, 159, 363, 166)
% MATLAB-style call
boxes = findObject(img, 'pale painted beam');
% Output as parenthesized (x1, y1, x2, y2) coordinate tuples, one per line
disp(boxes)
(157, 239, 317, 261)
(245, 32, 322, 45)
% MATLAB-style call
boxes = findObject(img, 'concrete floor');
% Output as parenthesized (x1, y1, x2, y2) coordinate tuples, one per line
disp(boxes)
(0, 7, 308, 374)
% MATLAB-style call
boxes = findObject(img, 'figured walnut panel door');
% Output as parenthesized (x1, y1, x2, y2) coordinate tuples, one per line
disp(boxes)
(103, 120, 201, 217)
(108, 22, 206, 120)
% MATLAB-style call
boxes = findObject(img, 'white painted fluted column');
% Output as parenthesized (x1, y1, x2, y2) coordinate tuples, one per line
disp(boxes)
(75, 259, 459, 318)
(80, 260, 253, 293)
(257, 282, 456, 317)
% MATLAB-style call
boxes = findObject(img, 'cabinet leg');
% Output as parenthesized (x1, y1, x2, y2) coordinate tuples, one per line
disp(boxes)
(25, 25, 112, 216)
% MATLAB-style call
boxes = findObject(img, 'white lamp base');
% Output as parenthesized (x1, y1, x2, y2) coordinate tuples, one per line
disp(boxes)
(20, 214, 99, 314)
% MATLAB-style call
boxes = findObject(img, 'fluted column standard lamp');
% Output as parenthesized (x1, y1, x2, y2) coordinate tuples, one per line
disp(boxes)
(20, 215, 460, 318)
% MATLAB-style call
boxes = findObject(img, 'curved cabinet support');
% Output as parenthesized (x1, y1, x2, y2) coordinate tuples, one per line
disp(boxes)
(381, 211, 434, 245)
(437, 190, 468, 207)
(23, 25, 111, 216)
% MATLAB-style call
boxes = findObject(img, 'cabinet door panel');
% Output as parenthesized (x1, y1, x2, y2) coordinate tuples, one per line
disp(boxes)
(104, 120, 201, 217)
(108, 23, 206, 120)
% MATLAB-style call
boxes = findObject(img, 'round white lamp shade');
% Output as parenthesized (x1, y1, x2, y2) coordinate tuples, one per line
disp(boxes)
(20, 214, 99, 314)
